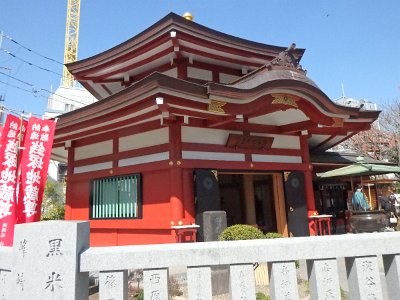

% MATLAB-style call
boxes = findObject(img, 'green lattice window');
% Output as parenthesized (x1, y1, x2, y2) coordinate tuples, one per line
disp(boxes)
(90, 174, 141, 219)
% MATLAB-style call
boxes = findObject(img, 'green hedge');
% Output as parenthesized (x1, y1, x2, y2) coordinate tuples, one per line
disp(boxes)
(256, 292, 270, 300)
(218, 224, 265, 241)
(265, 232, 283, 239)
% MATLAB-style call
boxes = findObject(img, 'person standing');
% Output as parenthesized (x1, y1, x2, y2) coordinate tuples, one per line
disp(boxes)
(351, 184, 369, 211)
(378, 194, 391, 214)
(395, 193, 400, 218)
(388, 188, 398, 229)
(388, 188, 397, 216)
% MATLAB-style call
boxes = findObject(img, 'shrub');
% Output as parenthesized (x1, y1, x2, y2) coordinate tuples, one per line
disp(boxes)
(136, 289, 144, 300)
(41, 199, 65, 220)
(169, 276, 183, 296)
(265, 232, 283, 239)
(256, 292, 270, 300)
(41, 181, 65, 221)
(218, 224, 265, 241)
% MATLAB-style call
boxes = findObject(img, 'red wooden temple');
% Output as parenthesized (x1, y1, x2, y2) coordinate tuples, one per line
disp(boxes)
(51, 13, 379, 246)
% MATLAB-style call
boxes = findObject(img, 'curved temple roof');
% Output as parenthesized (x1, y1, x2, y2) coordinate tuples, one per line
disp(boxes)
(66, 13, 305, 100)
(52, 13, 380, 162)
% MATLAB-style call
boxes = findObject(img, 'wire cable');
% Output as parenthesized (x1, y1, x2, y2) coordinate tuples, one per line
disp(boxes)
(1, 106, 42, 118)
(1, 33, 63, 65)
(0, 71, 34, 86)
(1, 48, 62, 77)
(0, 77, 90, 106)
(0, 78, 35, 94)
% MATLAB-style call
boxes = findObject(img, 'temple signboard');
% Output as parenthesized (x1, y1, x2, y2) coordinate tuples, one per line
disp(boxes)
(226, 134, 274, 150)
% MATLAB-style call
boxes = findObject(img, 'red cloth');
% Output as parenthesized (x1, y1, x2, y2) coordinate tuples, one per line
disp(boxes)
(16, 117, 56, 223)
(0, 115, 27, 246)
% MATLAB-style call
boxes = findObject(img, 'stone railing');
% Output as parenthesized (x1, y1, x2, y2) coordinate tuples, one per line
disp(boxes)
(1, 221, 400, 299)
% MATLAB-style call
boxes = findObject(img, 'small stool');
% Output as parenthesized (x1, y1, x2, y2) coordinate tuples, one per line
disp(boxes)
(308, 215, 332, 235)
(171, 224, 200, 243)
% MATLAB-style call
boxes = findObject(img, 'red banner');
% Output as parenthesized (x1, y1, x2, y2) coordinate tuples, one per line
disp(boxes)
(0, 115, 27, 246)
(17, 117, 56, 223)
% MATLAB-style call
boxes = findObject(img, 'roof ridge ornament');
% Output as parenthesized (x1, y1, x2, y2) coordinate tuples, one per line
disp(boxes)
(266, 43, 306, 74)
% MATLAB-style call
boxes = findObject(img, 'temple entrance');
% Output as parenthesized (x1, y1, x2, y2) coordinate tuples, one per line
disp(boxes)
(194, 170, 288, 237)
(218, 173, 282, 233)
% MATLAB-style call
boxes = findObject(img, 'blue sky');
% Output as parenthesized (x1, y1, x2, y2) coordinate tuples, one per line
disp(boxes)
(0, 1, 399, 117)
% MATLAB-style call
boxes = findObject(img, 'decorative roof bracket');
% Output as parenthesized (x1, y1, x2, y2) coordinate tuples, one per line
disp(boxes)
(266, 43, 306, 74)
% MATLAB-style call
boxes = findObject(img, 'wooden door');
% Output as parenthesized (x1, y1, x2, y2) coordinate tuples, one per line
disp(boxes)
(194, 169, 221, 241)
(284, 171, 309, 237)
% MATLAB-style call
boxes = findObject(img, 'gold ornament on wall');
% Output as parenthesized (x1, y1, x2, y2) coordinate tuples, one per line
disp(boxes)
(208, 100, 226, 114)
(271, 94, 299, 108)
(332, 118, 344, 127)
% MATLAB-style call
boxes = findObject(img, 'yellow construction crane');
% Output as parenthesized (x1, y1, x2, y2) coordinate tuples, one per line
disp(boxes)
(62, 0, 81, 88)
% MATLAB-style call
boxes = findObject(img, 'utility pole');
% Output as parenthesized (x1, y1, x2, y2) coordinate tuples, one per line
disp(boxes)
(0, 32, 6, 125)
(0, 96, 4, 126)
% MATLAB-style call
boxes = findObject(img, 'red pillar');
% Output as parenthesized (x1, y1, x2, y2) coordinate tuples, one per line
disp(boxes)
(182, 169, 195, 220)
(300, 134, 316, 211)
(169, 121, 184, 223)
(65, 142, 74, 220)
(175, 58, 188, 80)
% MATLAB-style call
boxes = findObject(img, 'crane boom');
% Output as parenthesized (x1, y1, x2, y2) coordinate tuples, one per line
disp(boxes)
(62, 0, 81, 88)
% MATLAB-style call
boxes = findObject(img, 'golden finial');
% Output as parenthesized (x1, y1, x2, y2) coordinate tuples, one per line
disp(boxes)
(183, 12, 193, 21)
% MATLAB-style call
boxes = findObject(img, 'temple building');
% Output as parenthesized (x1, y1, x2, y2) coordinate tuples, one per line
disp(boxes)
(51, 13, 379, 246)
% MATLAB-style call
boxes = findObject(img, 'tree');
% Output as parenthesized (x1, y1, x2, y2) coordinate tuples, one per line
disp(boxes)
(334, 98, 400, 165)
(41, 180, 65, 220)
(338, 127, 393, 161)
(379, 98, 400, 165)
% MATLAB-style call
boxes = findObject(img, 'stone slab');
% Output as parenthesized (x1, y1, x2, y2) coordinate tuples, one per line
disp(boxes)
(187, 266, 212, 299)
(202, 211, 227, 242)
(346, 256, 383, 300)
(383, 254, 400, 300)
(307, 258, 341, 299)
(143, 268, 169, 300)
(0, 269, 11, 300)
(229, 264, 256, 300)
(99, 270, 128, 300)
(268, 261, 299, 300)
(9, 221, 89, 300)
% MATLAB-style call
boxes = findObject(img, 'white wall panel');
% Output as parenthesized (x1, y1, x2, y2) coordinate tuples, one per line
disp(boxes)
(119, 128, 169, 152)
(271, 135, 301, 149)
(252, 154, 302, 163)
(187, 67, 212, 81)
(249, 110, 308, 126)
(246, 133, 300, 150)
(182, 127, 239, 145)
(182, 151, 245, 161)
(75, 140, 113, 160)
(74, 162, 112, 174)
(118, 152, 169, 167)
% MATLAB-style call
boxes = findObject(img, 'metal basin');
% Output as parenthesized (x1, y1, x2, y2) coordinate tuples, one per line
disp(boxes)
(348, 210, 389, 233)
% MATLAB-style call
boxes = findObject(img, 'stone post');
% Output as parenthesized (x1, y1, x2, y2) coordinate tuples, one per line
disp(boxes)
(307, 258, 341, 299)
(383, 254, 400, 300)
(202, 211, 227, 242)
(0, 246, 13, 300)
(346, 256, 383, 299)
(187, 266, 213, 299)
(230, 264, 256, 300)
(268, 261, 299, 300)
(143, 268, 169, 300)
(9, 221, 89, 300)
(99, 270, 128, 300)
